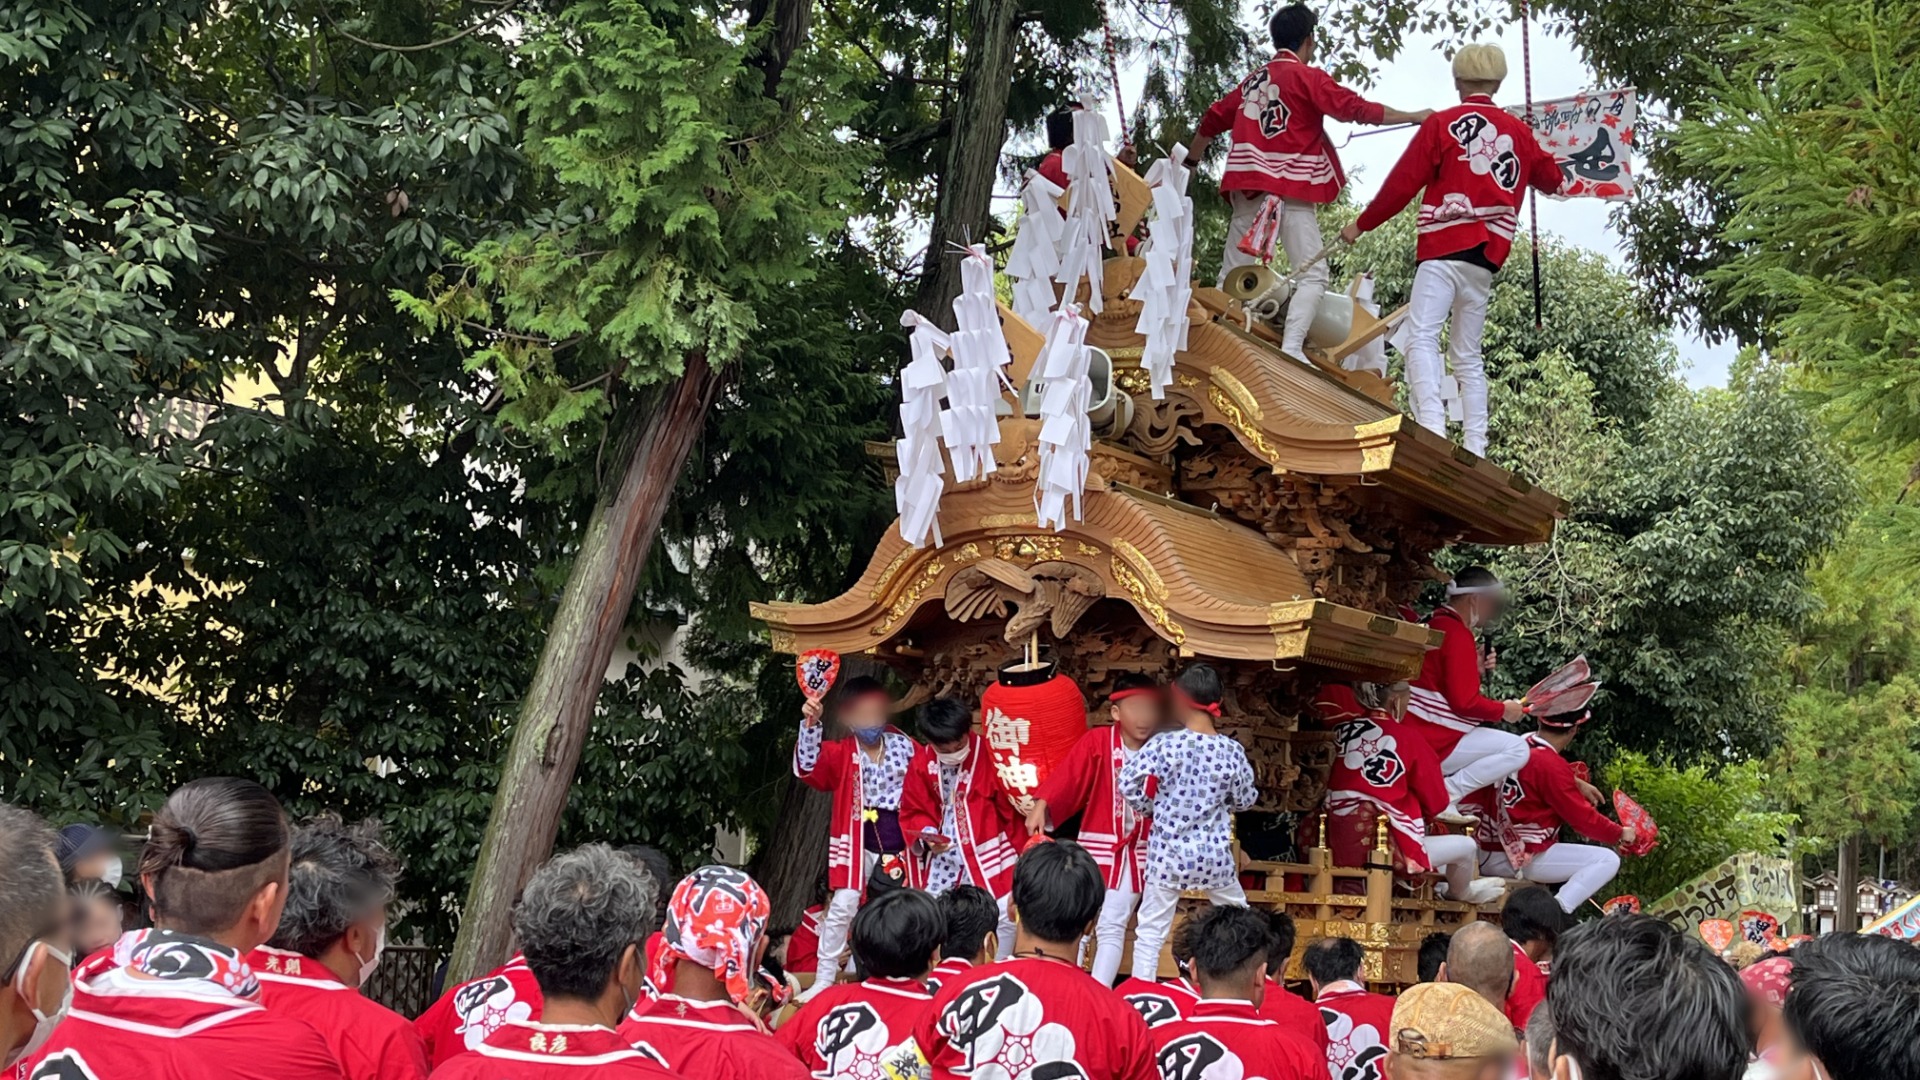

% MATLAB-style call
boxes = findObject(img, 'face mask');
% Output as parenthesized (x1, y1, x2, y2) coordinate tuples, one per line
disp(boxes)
(936, 746, 969, 766)
(100, 856, 124, 889)
(852, 726, 886, 745)
(6, 941, 72, 1068)
(352, 925, 386, 988)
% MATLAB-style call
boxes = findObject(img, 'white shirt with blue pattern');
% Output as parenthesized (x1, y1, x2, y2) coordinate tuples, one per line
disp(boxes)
(1118, 728, 1258, 890)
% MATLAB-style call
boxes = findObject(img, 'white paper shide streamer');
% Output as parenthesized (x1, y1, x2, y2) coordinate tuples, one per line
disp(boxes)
(1005, 172, 1065, 327)
(942, 245, 1016, 483)
(1055, 92, 1117, 315)
(895, 311, 950, 548)
(1129, 142, 1194, 400)
(1033, 305, 1093, 530)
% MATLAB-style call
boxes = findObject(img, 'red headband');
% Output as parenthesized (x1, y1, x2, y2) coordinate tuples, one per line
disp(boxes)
(1109, 687, 1159, 704)
(1172, 688, 1222, 718)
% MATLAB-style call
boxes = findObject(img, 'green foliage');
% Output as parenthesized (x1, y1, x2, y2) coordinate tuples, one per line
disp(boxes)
(1602, 752, 1801, 904)
(1774, 679, 1920, 849)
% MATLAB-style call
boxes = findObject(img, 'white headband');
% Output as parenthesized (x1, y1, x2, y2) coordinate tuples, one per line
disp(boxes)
(1446, 582, 1505, 597)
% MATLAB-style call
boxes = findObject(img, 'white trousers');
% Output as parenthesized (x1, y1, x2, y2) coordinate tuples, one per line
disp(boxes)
(1220, 192, 1328, 357)
(994, 891, 1016, 961)
(1131, 880, 1246, 981)
(1441, 726, 1530, 803)
(1423, 834, 1481, 897)
(1481, 843, 1622, 913)
(813, 851, 879, 986)
(1086, 886, 1140, 986)
(1405, 259, 1495, 454)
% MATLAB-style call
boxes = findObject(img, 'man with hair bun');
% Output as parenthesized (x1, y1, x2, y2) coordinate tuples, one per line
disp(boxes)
(1340, 45, 1564, 455)
(252, 814, 427, 1080)
(1148, 904, 1323, 1080)
(23, 777, 346, 1079)
(432, 844, 674, 1078)
(1, 804, 71, 1071)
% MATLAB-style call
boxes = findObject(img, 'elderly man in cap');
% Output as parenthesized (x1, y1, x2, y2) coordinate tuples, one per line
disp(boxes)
(1387, 981, 1517, 1080)
(1340, 44, 1564, 456)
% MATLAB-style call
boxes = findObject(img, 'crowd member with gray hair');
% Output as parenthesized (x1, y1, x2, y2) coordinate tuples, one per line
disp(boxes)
(1, 804, 72, 1070)
(1524, 1004, 1555, 1080)
(434, 844, 674, 1078)
(250, 815, 427, 1080)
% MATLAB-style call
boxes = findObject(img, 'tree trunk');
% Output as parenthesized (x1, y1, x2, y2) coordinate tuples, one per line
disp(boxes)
(911, 0, 1022, 325)
(449, 358, 724, 983)
(1836, 832, 1861, 933)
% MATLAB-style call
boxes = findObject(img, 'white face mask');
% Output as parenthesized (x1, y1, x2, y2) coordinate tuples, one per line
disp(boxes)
(352, 925, 386, 988)
(6, 941, 72, 1067)
(936, 746, 969, 766)
(99, 856, 123, 889)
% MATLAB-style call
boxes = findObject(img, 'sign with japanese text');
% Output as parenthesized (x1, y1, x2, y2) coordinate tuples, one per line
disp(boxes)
(1510, 87, 1637, 201)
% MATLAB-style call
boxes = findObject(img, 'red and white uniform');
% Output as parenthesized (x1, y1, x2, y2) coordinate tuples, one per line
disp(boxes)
(1316, 690, 1449, 872)
(1257, 981, 1331, 1059)
(1504, 943, 1548, 1031)
(911, 956, 1155, 1080)
(428, 1020, 678, 1079)
(1149, 999, 1325, 1080)
(1352, 96, 1562, 267)
(1036, 725, 1149, 891)
(1198, 51, 1384, 202)
(23, 932, 344, 1080)
(1315, 981, 1395, 1080)
(796, 727, 916, 894)
(416, 954, 545, 1068)
(786, 906, 824, 975)
(620, 994, 809, 1080)
(1403, 607, 1504, 760)
(901, 734, 1027, 898)
(776, 977, 934, 1079)
(1466, 734, 1623, 858)
(249, 946, 429, 1080)
(926, 958, 975, 995)
(1114, 977, 1201, 1030)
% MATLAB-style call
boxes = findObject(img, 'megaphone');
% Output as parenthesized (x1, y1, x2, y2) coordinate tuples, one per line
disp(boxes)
(1017, 346, 1134, 436)
(1222, 264, 1353, 349)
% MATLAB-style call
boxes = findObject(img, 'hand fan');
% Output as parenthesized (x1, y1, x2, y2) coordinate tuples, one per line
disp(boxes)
(1613, 789, 1660, 855)
(795, 649, 841, 702)
(1530, 680, 1601, 718)
(1739, 910, 1783, 948)
(1699, 919, 1736, 953)
(1600, 894, 1641, 916)
(1525, 656, 1592, 703)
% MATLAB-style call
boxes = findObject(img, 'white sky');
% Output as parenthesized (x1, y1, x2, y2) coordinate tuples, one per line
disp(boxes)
(1102, 18, 1740, 388)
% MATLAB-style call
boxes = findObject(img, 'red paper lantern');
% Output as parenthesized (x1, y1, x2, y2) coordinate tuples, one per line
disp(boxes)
(979, 674, 1087, 797)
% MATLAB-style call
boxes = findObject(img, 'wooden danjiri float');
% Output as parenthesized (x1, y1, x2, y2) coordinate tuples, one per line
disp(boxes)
(751, 158, 1567, 986)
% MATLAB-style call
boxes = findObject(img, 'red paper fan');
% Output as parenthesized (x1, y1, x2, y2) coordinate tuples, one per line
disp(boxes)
(1699, 919, 1736, 953)
(1740, 910, 1783, 948)
(796, 649, 841, 702)
(1601, 894, 1641, 916)
(1612, 789, 1659, 856)
(1568, 761, 1591, 784)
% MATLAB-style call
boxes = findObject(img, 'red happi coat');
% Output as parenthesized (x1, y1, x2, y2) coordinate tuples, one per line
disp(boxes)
(1315, 983, 1396, 1080)
(1353, 95, 1563, 267)
(23, 944, 344, 1080)
(912, 957, 1156, 1080)
(1402, 606, 1507, 760)
(785, 905, 824, 975)
(1465, 733, 1624, 857)
(1197, 51, 1386, 203)
(901, 733, 1026, 897)
(1033, 724, 1149, 891)
(926, 957, 975, 995)
(1504, 942, 1549, 1030)
(776, 977, 935, 1079)
(249, 946, 429, 1080)
(1150, 1000, 1325, 1080)
(795, 725, 917, 892)
(1321, 706, 1450, 872)
(1114, 977, 1201, 1030)
(620, 995, 809, 1080)
(1258, 981, 1331, 1058)
(427, 1021, 678, 1079)
(415, 954, 545, 1068)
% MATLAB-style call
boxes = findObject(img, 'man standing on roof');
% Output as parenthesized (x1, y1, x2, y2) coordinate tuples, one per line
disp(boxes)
(1400, 567, 1530, 818)
(1187, 3, 1431, 361)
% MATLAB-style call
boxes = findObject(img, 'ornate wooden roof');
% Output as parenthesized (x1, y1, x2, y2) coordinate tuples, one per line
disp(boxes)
(1089, 258, 1567, 545)
(752, 428, 1441, 683)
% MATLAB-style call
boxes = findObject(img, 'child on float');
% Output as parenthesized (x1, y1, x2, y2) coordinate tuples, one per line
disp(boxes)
(900, 698, 1024, 958)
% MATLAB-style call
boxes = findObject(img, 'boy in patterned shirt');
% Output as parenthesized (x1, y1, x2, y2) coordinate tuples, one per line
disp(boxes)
(1119, 664, 1258, 982)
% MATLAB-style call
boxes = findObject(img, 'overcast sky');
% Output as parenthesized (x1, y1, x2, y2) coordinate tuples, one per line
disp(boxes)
(1105, 18, 1739, 388)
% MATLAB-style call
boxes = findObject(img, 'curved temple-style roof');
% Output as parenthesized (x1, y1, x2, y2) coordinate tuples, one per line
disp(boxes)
(752, 468, 1441, 683)
(1089, 259, 1567, 545)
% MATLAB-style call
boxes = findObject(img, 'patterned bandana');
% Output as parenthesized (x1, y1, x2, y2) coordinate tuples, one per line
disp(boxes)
(649, 866, 770, 1005)
(120, 930, 262, 1001)
(1741, 956, 1794, 1010)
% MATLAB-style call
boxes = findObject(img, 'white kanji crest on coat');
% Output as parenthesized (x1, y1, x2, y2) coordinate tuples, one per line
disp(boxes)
(1320, 1006, 1387, 1080)
(938, 974, 1079, 1080)
(1446, 112, 1521, 190)
(1237, 70, 1291, 139)
(1157, 1032, 1263, 1080)
(451, 974, 531, 1050)
(1335, 719, 1406, 788)
(813, 1001, 897, 1080)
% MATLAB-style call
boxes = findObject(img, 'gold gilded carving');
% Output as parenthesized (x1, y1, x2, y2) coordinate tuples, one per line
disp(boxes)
(1077, 541, 1103, 556)
(1208, 383, 1282, 465)
(1209, 368, 1264, 423)
(1353, 417, 1400, 438)
(993, 535, 1064, 562)
(1272, 629, 1310, 660)
(1112, 553, 1186, 645)
(952, 542, 983, 563)
(1360, 444, 1393, 472)
(872, 558, 945, 636)
(768, 627, 797, 653)
(1177, 373, 1201, 388)
(980, 512, 1039, 529)
(1105, 347, 1145, 360)
(1113, 365, 1152, 397)
(1112, 539, 1168, 599)
(1266, 599, 1318, 625)
(869, 548, 914, 599)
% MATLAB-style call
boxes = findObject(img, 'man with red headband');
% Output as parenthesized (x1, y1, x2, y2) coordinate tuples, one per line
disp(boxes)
(1312, 683, 1501, 905)
(795, 675, 919, 996)
(1461, 710, 1630, 913)
(619, 866, 807, 1080)
(1025, 672, 1164, 985)
(1401, 567, 1530, 817)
